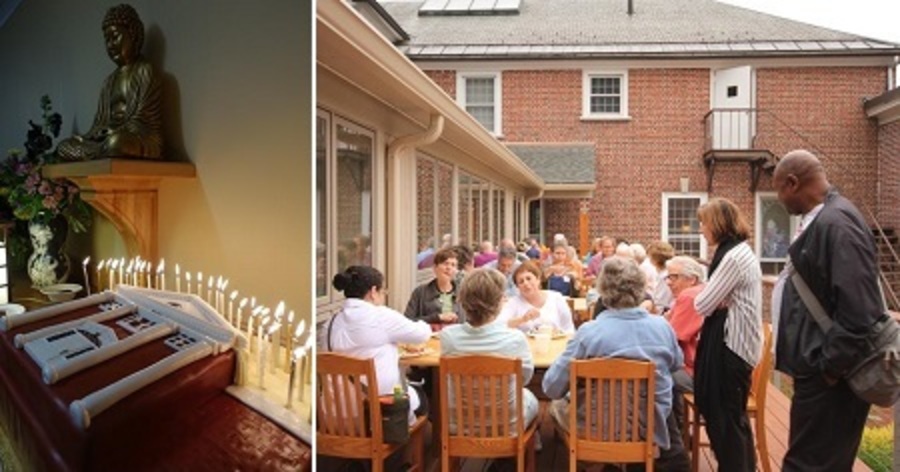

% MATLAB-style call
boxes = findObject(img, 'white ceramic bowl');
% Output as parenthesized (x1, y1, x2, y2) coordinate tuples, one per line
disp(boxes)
(40, 283, 83, 302)
(0, 303, 25, 316)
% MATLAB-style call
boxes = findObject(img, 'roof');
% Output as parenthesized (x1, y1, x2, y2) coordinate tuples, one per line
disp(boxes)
(381, 0, 900, 59)
(507, 143, 596, 184)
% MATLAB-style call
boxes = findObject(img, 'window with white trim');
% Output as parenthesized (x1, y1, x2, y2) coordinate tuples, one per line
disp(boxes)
(755, 192, 799, 275)
(457, 72, 502, 135)
(661, 193, 707, 258)
(316, 109, 376, 304)
(582, 71, 629, 119)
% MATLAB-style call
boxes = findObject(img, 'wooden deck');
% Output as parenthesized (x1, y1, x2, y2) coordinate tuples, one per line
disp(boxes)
(446, 384, 872, 472)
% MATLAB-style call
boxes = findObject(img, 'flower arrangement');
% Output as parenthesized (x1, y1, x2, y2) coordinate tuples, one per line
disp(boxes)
(0, 96, 90, 232)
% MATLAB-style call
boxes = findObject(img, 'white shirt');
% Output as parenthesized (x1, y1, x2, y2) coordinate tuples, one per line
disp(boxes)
(694, 242, 763, 367)
(497, 290, 575, 334)
(327, 298, 431, 419)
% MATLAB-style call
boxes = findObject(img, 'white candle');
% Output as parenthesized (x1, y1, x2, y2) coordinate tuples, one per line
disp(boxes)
(196, 272, 203, 297)
(248, 306, 264, 352)
(157, 259, 165, 291)
(257, 315, 271, 388)
(206, 277, 214, 305)
(118, 258, 125, 288)
(288, 347, 303, 409)
(266, 320, 280, 375)
(82, 257, 91, 296)
(287, 312, 300, 372)
(126, 260, 134, 286)
(272, 302, 285, 370)
(144, 262, 151, 288)
(228, 290, 238, 325)
(185, 272, 192, 295)
(175, 263, 181, 293)
(109, 260, 117, 290)
(236, 297, 249, 331)
(303, 336, 313, 386)
(96, 260, 105, 292)
(220, 278, 229, 314)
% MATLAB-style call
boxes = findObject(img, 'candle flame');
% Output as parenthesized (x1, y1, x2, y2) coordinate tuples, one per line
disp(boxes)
(294, 318, 306, 338)
(83, 256, 90, 266)
(158, 259, 165, 272)
(222, 278, 229, 290)
(239, 297, 249, 308)
(292, 347, 304, 360)
(274, 301, 285, 321)
(175, 263, 180, 275)
(261, 307, 271, 317)
(110, 260, 118, 270)
(251, 306, 264, 317)
(304, 335, 313, 348)
(186, 272, 192, 282)
(97, 260, 105, 270)
(207, 277, 213, 288)
(230, 290, 238, 301)
(197, 272, 203, 283)
(287, 310, 295, 324)
(267, 322, 281, 335)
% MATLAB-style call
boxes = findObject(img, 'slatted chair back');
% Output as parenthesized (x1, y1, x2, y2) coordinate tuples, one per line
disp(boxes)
(439, 355, 536, 472)
(316, 352, 382, 458)
(567, 358, 656, 472)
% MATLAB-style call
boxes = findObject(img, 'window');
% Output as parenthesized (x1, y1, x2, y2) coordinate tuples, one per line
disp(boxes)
(316, 109, 376, 304)
(583, 71, 629, 119)
(661, 193, 707, 258)
(415, 155, 454, 270)
(756, 192, 798, 274)
(457, 73, 502, 135)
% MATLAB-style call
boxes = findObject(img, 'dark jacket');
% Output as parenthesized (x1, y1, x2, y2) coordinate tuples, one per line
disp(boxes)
(776, 189, 884, 379)
(403, 279, 462, 324)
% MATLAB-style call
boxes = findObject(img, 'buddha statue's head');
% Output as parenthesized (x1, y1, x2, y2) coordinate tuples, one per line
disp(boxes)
(102, 4, 144, 66)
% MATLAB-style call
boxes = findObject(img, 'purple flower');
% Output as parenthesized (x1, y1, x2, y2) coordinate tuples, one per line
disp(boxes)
(38, 181, 51, 196)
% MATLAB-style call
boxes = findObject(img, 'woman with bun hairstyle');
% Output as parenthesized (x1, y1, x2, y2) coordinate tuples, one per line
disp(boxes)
(327, 266, 432, 422)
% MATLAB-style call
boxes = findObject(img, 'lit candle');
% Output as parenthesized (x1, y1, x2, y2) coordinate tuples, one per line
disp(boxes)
(257, 315, 272, 388)
(303, 335, 313, 390)
(220, 278, 229, 314)
(247, 305, 264, 352)
(81, 257, 91, 296)
(287, 313, 302, 373)
(109, 260, 117, 290)
(126, 260, 134, 286)
(175, 263, 181, 293)
(196, 272, 203, 297)
(96, 260, 105, 292)
(144, 261, 151, 288)
(118, 258, 125, 289)
(206, 277, 214, 305)
(236, 297, 249, 331)
(251, 296, 257, 310)
(228, 290, 238, 325)
(272, 302, 285, 371)
(186, 272, 192, 295)
(288, 347, 303, 409)
(157, 259, 165, 291)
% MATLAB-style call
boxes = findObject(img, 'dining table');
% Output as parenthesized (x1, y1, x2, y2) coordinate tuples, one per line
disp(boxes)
(400, 332, 572, 368)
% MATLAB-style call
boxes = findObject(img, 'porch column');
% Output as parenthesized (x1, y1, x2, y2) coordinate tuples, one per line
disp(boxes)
(386, 115, 444, 312)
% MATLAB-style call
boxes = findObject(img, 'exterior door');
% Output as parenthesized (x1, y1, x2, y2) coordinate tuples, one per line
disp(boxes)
(712, 66, 754, 149)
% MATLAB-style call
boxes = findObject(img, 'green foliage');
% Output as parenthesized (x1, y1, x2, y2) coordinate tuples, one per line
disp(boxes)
(858, 423, 893, 472)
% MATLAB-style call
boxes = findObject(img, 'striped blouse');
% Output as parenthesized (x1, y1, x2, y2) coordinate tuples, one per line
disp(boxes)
(694, 241, 763, 367)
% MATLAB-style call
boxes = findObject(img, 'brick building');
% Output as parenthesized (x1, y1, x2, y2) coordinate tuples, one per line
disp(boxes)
(381, 0, 900, 270)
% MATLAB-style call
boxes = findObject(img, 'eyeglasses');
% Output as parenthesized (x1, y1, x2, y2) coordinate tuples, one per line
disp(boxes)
(665, 273, 683, 282)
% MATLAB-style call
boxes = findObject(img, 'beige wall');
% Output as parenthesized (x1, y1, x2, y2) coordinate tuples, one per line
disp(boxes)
(0, 1, 311, 317)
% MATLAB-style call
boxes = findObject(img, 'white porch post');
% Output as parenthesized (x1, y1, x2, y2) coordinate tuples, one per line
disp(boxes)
(386, 115, 444, 312)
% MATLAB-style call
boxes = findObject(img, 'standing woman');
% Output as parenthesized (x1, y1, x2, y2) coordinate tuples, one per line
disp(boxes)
(693, 198, 763, 471)
(328, 266, 432, 423)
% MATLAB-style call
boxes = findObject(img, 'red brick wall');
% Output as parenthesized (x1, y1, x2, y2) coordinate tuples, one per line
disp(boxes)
(878, 120, 900, 230)
(424, 66, 886, 250)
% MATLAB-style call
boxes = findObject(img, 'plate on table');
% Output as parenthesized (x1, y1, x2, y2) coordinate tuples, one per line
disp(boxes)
(526, 328, 567, 340)
(399, 347, 435, 359)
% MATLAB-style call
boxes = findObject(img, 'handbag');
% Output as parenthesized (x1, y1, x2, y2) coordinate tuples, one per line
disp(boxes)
(790, 267, 900, 407)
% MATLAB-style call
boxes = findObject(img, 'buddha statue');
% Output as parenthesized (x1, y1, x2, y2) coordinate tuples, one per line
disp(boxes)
(57, 4, 163, 161)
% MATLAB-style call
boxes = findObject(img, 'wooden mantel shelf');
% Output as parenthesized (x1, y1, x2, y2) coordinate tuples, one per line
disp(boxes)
(43, 158, 196, 262)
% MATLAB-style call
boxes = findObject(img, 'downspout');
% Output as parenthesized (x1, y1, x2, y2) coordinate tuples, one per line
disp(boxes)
(386, 114, 444, 311)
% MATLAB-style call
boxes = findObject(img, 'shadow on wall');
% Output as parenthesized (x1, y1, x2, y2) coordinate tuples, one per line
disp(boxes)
(145, 23, 187, 163)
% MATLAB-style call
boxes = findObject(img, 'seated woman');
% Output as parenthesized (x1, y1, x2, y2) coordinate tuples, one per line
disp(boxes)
(497, 260, 575, 334)
(543, 256, 689, 469)
(440, 268, 539, 432)
(404, 247, 463, 329)
(543, 240, 582, 297)
(326, 266, 432, 423)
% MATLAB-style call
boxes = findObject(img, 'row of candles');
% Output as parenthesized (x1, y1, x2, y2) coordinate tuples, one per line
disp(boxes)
(83, 256, 314, 410)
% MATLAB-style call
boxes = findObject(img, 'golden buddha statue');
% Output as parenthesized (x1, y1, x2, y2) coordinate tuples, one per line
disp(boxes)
(57, 4, 163, 161)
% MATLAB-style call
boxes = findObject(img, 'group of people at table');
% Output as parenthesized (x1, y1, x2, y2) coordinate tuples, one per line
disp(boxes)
(325, 195, 765, 471)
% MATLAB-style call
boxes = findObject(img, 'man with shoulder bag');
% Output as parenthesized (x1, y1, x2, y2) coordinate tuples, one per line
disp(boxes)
(772, 150, 899, 471)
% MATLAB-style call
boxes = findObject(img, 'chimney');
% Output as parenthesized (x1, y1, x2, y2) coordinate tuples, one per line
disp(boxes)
(627, 0, 634, 15)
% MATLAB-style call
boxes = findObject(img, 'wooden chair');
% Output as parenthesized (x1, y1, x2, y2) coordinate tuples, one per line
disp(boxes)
(554, 358, 657, 472)
(316, 352, 427, 472)
(439, 355, 538, 472)
(683, 323, 774, 472)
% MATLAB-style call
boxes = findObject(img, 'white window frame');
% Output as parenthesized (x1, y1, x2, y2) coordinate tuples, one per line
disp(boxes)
(755, 191, 799, 263)
(457, 72, 503, 136)
(582, 70, 630, 120)
(661, 192, 708, 258)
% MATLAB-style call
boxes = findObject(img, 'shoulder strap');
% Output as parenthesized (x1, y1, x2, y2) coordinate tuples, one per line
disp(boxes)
(789, 266, 832, 333)
(326, 310, 342, 352)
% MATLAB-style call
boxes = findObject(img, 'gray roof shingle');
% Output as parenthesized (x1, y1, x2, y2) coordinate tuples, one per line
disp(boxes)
(507, 144, 596, 184)
(381, 0, 900, 58)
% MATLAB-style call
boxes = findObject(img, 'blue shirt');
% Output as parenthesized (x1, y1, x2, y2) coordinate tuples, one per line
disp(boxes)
(542, 307, 683, 448)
